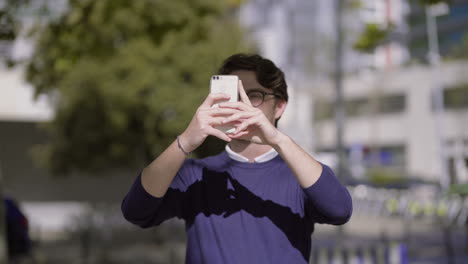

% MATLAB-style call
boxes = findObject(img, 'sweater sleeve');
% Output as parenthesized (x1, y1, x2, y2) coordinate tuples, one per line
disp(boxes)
(121, 159, 198, 228)
(121, 173, 164, 228)
(303, 164, 352, 225)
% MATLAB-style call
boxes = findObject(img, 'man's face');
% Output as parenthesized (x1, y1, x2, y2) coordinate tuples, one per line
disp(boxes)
(230, 70, 286, 126)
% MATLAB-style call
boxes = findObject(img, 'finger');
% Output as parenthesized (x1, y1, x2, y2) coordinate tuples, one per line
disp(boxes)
(222, 111, 256, 124)
(218, 101, 250, 111)
(220, 120, 243, 127)
(203, 107, 240, 117)
(207, 127, 232, 142)
(228, 130, 249, 139)
(238, 80, 252, 106)
(233, 117, 257, 134)
(201, 93, 232, 108)
(205, 117, 227, 126)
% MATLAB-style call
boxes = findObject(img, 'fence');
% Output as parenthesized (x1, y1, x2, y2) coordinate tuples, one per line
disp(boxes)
(348, 185, 468, 226)
(311, 242, 408, 264)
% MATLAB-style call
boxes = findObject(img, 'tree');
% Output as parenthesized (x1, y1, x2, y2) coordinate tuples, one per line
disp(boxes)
(0, 0, 29, 66)
(352, 0, 452, 54)
(25, 0, 251, 175)
(353, 23, 391, 53)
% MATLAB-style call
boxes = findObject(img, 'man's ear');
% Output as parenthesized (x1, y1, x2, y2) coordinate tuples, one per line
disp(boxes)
(274, 99, 287, 120)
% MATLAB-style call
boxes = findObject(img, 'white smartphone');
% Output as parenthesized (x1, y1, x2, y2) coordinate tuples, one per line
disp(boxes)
(210, 75, 239, 134)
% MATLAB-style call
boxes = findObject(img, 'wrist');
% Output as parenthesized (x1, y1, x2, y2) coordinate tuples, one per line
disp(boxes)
(270, 132, 289, 150)
(178, 133, 196, 154)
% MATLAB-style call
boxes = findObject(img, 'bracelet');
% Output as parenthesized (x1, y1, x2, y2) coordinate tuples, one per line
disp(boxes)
(177, 136, 192, 156)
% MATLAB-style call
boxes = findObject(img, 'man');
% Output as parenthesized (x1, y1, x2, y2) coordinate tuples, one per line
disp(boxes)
(122, 53, 352, 263)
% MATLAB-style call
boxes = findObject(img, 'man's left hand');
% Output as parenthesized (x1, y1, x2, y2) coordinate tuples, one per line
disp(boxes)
(219, 81, 284, 146)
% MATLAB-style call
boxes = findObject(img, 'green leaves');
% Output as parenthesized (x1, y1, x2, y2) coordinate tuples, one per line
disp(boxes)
(353, 23, 390, 53)
(0, 0, 31, 40)
(448, 183, 468, 197)
(353, 0, 453, 54)
(26, 0, 251, 175)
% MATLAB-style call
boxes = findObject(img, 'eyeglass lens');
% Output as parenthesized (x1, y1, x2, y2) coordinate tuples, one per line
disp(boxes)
(247, 91, 264, 107)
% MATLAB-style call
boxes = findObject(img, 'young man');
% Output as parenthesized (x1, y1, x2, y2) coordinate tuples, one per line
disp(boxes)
(122, 54, 352, 263)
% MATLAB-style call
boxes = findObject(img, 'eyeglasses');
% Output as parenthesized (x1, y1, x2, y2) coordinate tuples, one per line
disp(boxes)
(246, 90, 279, 107)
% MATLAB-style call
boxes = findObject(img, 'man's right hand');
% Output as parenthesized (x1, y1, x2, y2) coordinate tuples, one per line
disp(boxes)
(178, 93, 239, 153)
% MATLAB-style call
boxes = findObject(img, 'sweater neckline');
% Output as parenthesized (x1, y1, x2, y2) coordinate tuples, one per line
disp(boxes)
(219, 151, 282, 169)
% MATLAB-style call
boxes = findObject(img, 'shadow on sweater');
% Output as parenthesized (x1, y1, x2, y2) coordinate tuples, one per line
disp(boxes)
(154, 168, 313, 261)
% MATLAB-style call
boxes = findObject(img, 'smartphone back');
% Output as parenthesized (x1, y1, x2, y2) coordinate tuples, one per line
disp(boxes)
(210, 75, 238, 133)
(210, 75, 239, 105)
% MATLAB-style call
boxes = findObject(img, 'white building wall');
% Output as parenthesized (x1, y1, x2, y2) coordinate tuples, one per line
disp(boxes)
(0, 67, 53, 122)
(314, 61, 468, 182)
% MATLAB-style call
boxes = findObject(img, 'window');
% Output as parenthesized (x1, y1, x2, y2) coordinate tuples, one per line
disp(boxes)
(378, 94, 405, 114)
(313, 93, 406, 121)
(346, 94, 405, 117)
(444, 84, 468, 110)
(346, 98, 370, 117)
(317, 144, 406, 169)
(314, 101, 334, 121)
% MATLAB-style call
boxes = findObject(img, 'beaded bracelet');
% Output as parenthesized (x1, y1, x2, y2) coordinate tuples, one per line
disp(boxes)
(177, 136, 192, 156)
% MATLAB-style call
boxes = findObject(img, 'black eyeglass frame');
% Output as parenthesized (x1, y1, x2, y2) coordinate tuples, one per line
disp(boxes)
(246, 90, 280, 107)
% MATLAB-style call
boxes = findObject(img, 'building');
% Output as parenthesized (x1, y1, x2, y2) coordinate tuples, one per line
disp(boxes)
(313, 61, 468, 183)
(240, 0, 468, 184)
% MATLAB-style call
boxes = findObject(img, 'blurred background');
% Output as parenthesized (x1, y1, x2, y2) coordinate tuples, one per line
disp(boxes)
(0, 0, 468, 263)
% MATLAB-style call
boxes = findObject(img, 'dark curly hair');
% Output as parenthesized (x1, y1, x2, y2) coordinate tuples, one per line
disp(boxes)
(217, 53, 288, 103)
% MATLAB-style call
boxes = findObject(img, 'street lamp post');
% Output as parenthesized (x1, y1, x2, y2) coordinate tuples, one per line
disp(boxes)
(426, 3, 454, 264)
(334, 0, 346, 182)
(425, 3, 450, 191)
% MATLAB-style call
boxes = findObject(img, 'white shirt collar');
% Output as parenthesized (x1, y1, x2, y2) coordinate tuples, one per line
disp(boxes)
(225, 144, 278, 163)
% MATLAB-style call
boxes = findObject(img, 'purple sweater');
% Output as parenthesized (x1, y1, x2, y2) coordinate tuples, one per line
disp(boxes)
(122, 151, 352, 263)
